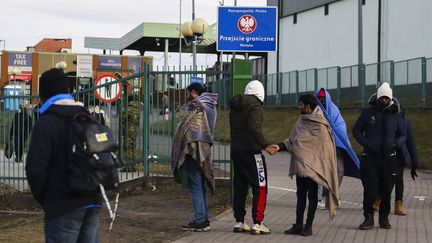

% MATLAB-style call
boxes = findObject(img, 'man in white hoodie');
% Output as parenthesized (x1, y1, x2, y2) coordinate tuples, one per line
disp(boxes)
(229, 80, 274, 235)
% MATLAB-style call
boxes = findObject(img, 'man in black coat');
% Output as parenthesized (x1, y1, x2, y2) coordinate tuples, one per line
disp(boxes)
(8, 105, 33, 162)
(394, 106, 418, 215)
(26, 68, 102, 242)
(230, 80, 274, 235)
(353, 82, 406, 230)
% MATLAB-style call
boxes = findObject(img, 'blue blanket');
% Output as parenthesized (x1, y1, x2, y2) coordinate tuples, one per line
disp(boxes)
(314, 89, 360, 178)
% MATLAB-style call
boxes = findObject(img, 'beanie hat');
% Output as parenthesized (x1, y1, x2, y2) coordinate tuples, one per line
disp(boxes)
(377, 82, 393, 100)
(317, 88, 326, 97)
(39, 68, 70, 99)
(244, 80, 265, 102)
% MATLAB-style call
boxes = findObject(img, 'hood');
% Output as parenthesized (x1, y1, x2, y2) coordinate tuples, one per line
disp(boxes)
(368, 93, 400, 113)
(44, 99, 87, 118)
(244, 80, 265, 102)
(197, 92, 218, 110)
(229, 94, 262, 111)
(313, 88, 333, 107)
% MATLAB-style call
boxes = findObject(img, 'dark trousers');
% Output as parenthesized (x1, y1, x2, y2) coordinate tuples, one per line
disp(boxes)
(361, 153, 397, 216)
(394, 163, 404, 202)
(232, 152, 268, 224)
(295, 176, 318, 226)
(45, 207, 100, 243)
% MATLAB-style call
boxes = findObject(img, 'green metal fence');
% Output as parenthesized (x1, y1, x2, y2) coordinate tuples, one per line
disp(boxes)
(0, 64, 232, 193)
(0, 74, 147, 192)
(258, 57, 432, 108)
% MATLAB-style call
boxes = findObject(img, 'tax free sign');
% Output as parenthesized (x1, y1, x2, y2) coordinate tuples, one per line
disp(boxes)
(217, 6, 278, 52)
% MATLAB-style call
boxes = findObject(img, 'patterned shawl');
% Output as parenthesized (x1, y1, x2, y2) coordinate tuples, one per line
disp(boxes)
(171, 98, 215, 193)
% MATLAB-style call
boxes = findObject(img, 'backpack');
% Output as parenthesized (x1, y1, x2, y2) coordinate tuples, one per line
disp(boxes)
(66, 111, 123, 195)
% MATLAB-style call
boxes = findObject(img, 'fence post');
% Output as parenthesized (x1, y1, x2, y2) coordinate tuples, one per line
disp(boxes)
(421, 57, 427, 108)
(314, 68, 318, 91)
(359, 63, 366, 107)
(278, 72, 283, 106)
(389, 61, 395, 87)
(294, 70, 299, 106)
(143, 63, 150, 177)
(337, 66, 341, 107)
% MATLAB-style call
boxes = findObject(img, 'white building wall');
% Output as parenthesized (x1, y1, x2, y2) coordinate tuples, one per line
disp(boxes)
(382, 0, 432, 61)
(268, 0, 432, 74)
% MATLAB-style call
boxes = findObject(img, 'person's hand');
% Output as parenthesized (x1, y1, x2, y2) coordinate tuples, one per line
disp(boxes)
(265, 145, 280, 155)
(411, 167, 418, 181)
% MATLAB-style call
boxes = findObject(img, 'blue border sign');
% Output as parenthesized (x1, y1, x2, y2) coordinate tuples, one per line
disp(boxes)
(217, 6, 278, 52)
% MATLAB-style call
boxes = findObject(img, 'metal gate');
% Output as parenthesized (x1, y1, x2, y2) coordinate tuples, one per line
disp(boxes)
(0, 64, 232, 193)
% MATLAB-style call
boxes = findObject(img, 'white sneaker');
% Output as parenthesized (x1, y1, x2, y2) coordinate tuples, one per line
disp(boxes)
(317, 200, 326, 210)
(251, 223, 271, 235)
(233, 222, 251, 233)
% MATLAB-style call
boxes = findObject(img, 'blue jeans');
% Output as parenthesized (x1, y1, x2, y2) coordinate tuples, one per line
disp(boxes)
(186, 158, 208, 223)
(45, 207, 101, 243)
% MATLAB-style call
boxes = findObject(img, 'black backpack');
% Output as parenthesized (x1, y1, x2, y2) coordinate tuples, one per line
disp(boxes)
(66, 111, 123, 195)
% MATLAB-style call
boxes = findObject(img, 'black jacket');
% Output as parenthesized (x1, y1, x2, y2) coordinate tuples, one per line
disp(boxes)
(353, 103, 406, 157)
(25, 104, 101, 219)
(397, 118, 419, 168)
(229, 94, 267, 153)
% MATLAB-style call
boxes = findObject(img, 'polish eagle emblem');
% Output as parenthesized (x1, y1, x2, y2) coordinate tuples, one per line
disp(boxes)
(238, 15, 257, 34)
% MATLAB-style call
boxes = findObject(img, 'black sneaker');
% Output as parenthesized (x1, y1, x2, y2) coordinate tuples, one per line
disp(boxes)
(182, 221, 209, 232)
(300, 225, 313, 236)
(284, 223, 303, 235)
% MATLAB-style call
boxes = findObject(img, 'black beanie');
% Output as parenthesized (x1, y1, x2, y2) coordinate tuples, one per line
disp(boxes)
(39, 68, 70, 99)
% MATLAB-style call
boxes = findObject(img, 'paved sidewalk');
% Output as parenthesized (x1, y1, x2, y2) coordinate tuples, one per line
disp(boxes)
(175, 152, 432, 243)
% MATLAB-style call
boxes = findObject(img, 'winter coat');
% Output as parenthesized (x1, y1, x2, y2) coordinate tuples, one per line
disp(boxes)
(25, 100, 101, 219)
(397, 118, 419, 168)
(352, 102, 406, 157)
(229, 94, 268, 153)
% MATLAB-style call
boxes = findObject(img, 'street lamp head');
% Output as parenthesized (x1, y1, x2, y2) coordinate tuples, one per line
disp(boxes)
(181, 21, 193, 38)
(192, 18, 208, 36)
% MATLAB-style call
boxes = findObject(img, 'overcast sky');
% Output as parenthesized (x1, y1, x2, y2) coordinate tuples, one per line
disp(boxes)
(0, 0, 267, 67)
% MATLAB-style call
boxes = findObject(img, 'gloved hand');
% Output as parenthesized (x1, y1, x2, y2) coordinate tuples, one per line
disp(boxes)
(411, 167, 418, 181)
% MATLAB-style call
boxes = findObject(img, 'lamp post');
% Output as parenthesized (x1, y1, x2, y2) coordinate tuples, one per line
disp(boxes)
(180, 3, 208, 74)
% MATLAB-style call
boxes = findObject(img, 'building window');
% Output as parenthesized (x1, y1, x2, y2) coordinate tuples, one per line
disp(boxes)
(362, 0, 366, 5)
(293, 13, 297, 24)
(324, 4, 329, 16)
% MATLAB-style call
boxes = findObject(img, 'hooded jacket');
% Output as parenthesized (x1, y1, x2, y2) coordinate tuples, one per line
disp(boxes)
(353, 96, 406, 157)
(26, 100, 101, 219)
(197, 93, 218, 136)
(368, 94, 418, 167)
(229, 95, 267, 153)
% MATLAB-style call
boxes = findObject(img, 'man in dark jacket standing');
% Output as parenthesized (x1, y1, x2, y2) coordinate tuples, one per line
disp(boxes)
(229, 80, 274, 235)
(353, 82, 406, 230)
(394, 106, 418, 215)
(26, 68, 101, 242)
